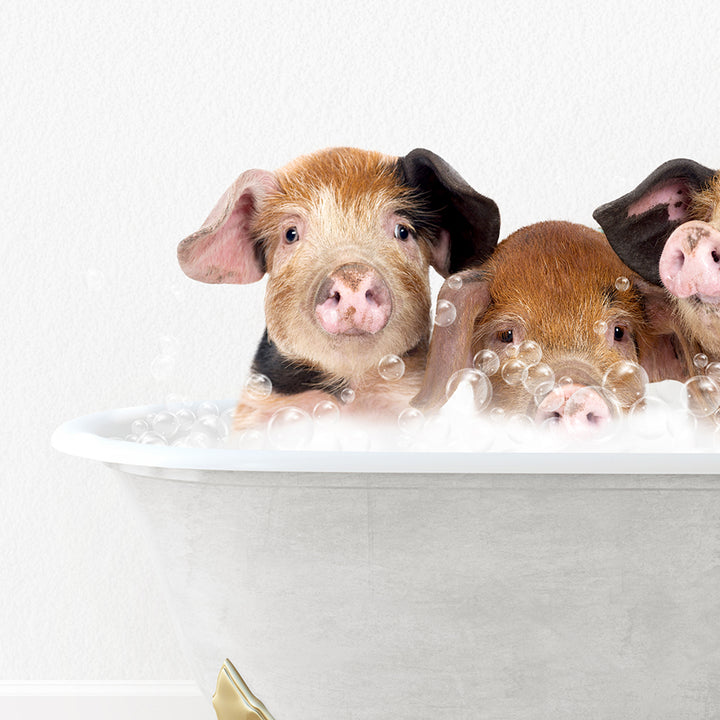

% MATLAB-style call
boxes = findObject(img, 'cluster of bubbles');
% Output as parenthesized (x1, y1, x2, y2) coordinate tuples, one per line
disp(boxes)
(117, 272, 720, 451)
(121, 398, 234, 448)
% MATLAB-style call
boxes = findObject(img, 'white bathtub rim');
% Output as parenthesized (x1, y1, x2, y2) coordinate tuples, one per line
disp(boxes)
(52, 400, 720, 476)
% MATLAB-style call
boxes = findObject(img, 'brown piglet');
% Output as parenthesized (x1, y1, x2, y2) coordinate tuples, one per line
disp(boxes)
(412, 221, 688, 436)
(178, 147, 500, 430)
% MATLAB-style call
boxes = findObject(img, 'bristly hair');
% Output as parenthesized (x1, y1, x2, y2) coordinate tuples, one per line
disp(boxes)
(249, 147, 443, 252)
(690, 171, 720, 223)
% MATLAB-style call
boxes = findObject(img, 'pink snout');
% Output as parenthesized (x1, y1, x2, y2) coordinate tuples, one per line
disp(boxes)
(535, 384, 612, 436)
(659, 221, 720, 301)
(315, 263, 392, 336)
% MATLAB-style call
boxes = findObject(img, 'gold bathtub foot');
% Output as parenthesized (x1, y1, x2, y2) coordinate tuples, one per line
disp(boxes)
(212, 659, 276, 720)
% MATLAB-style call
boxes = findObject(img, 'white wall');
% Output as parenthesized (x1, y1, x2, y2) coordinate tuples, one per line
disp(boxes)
(2, 0, 719, 705)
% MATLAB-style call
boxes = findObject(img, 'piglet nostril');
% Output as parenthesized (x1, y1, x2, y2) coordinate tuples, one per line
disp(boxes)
(712, 250, 720, 264)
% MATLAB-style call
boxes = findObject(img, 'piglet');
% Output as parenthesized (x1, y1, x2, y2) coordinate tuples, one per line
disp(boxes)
(593, 159, 720, 364)
(412, 221, 687, 436)
(178, 147, 500, 429)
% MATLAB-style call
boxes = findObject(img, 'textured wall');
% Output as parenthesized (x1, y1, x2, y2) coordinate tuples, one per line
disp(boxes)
(2, 0, 719, 687)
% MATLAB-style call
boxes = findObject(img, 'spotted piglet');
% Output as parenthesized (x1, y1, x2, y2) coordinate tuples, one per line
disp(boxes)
(412, 221, 688, 436)
(593, 159, 720, 366)
(178, 147, 500, 429)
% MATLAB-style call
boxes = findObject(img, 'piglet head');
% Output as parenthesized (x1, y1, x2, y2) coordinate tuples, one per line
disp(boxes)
(413, 221, 688, 438)
(594, 159, 720, 358)
(178, 147, 500, 382)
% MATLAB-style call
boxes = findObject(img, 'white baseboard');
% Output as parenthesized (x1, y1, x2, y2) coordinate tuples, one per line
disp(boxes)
(0, 685, 215, 720)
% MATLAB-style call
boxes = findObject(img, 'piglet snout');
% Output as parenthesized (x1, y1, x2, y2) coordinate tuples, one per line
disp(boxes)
(315, 263, 392, 335)
(535, 383, 612, 436)
(659, 221, 720, 301)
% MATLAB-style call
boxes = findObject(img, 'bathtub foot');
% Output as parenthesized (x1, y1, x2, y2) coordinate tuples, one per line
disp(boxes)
(212, 659, 276, 720)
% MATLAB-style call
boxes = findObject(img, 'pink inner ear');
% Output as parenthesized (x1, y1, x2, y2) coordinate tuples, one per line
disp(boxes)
(178, 169, 278, 284)
(627, 179, 691, 222)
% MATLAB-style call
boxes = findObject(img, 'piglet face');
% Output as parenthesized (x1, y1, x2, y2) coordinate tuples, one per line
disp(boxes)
(256, 160, 438, 378)
(414, 222, 684, 436)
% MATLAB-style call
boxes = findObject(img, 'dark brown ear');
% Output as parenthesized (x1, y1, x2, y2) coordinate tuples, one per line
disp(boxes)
(593, 159, 716, 286)
(177, 169, 279, 284)
(411, 269, 492, 411)
(633, 277, 694, 382)
(398, 149, 500, 276)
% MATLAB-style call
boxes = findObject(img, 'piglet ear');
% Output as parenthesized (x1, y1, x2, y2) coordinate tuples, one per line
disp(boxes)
(177, 169, 279, 284)
(398, 149, 500, 276)
(593, 159, 716, 286)
(633, 277, 694, 382)
(411, 269, 492, 411)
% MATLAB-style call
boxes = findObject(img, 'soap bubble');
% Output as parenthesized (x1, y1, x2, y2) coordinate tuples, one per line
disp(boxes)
(184, 429, 217, 448)
(124, 434, 139, 443)
(152, 410, 179, 438)
(151, 354, 175, 382)
(558, 375, 574, 387)
(313, 400, 340, 426)
(238, 428, 265, 450)
(445, 368, 492, 410)
(197, 401, 220, 418)
(534, 385, 565, 413)
(602, 360, 648, 404)
(706, 362, 720, 381)
(398, 407, 424, 435)
(522, 362, 555, 396)
(693, 353, 709, 370)
(159, 334, 179, 356)
(138, 431, 168, 445)
(434, 299, 457, 327)
(245, 373, 273, 400)
(685, 375, 720, 417)
(489, 407, 506, 421)
(501, 358, 526, 386)
(506, 414, 535, 444)
(615, 276, 631, 292)
(378, 354, 405, 381)
(267, 407, 313, 449)
(164, 393, 186, 412)
(175, 407, 196, 433)
(131, 418, 149, 436)
(446, 274, 463, 290)
(473, 349, 500, 376)
(518, 340, 542, 365)
(84, 267, 106, 291)
(340, 388, 356, 405)
(195, 414, 229, 440)
(593, 320, 608, 336)
(504, 344, 520, 359)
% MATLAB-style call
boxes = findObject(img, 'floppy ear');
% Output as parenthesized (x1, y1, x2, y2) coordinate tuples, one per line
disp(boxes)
(411, 269, 492, 411)
(177, 169, 279, 284)
(398, 149, 500, 276)
(633, 277, 695, 382)
(593, 159, 716, 285)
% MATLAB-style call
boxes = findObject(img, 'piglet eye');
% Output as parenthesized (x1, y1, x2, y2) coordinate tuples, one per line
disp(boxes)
(614, 326, 625, 341)
(284, 226, 299, 244)
(499, 329, 513, 343)
(394, 223, 411, 241)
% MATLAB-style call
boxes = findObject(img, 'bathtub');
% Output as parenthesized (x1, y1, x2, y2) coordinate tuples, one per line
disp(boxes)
(53, 400, 720, 719)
